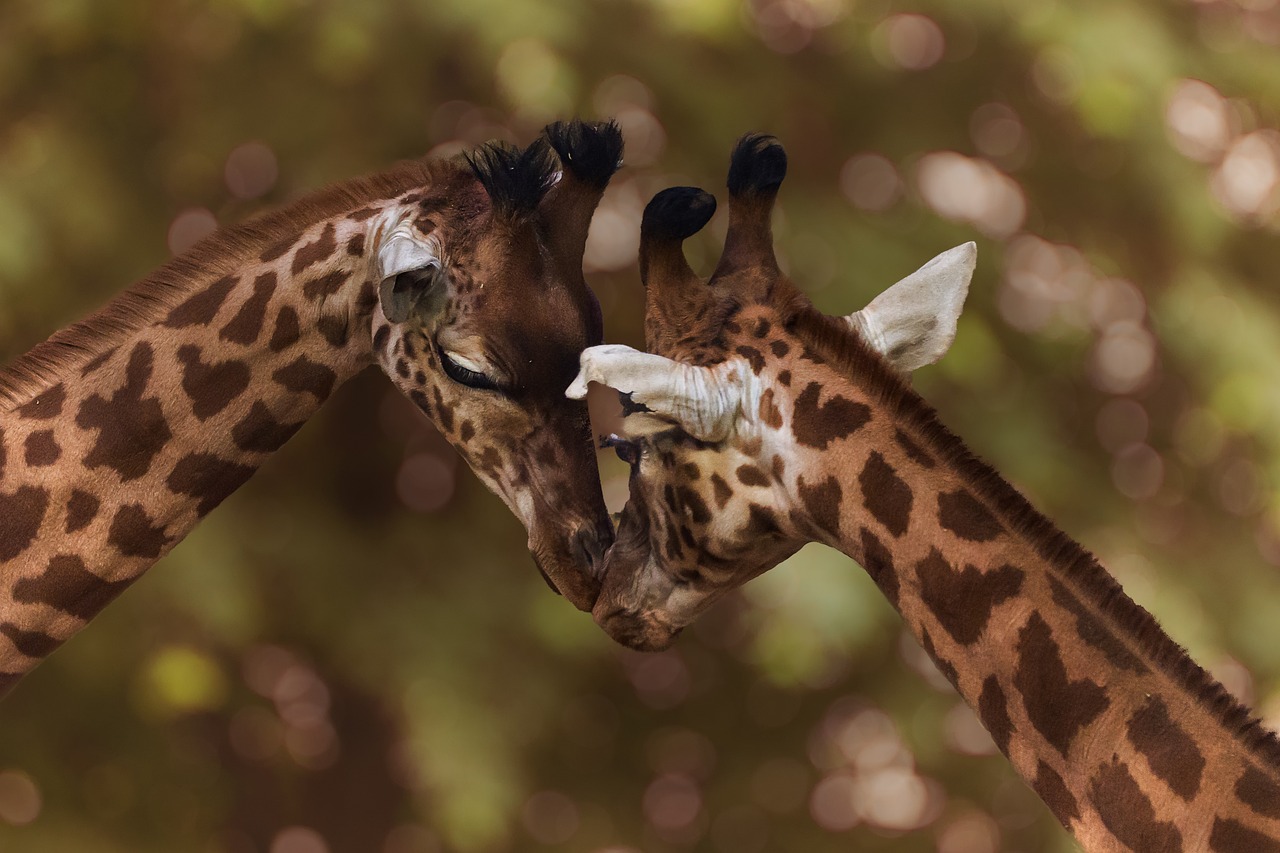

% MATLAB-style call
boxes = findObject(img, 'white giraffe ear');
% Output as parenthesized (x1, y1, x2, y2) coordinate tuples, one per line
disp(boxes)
(847, 241, 976, 373)
(567, 344, 746, 442)
(377, 225, 445, 324)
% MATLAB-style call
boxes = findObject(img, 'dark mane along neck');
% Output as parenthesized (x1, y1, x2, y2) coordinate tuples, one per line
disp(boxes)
(784, 301, 1280, 770)
(0, 156, 450, 411)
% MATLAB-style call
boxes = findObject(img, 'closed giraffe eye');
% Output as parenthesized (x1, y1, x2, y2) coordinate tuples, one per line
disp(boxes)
(601, 433, 641, 467)
(437, 343, 501, 392)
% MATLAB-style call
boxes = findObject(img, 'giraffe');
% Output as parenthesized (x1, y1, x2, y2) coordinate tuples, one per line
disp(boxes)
(568, 135, 1280, 851)
(0, 120, 622, 695)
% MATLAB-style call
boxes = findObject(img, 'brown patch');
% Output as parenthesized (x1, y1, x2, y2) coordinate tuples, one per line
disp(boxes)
(859, 451, 913, 537)
(777, 369, 791, 386)
(893, 428, 935, 468)
(107, 504, 171, 559)
(792, 382, 872, 450)
(1047, 576, 1149, 674)
(751, 318, 771, 338)
(431, 386, 454, 432)
(919, 628, 958, 686)
(1236, 766, 1280, 819)
(0, 624, 60, 660)
(259, 237, 294, 262)
(167, 453, 257, 516)
(0, 486, 49, 561)
(65, 490, 100, 533)
(291, 222, 337, 274)
(80, 347, 117, 377)
(769, 339, 790, 358)
(798, 476, 842, 541)
(1032, 762, 1081, 829)
(735, 346, 766, 374)
(270, 306, 302, 351)
(24, 431, 60, 467)
(346, 233, 366, 256)
(232, 402, 305, 453)
(347, 206, 380, 221)
(771, 455, 785, 480)
(177, 345, 251, 421)
(710, 473, 732, 509)
(736, 465, 770, 487)
(859, 527, 898, 607)
(318, 315, 350, 347)
(163, 275, 237, 327)
(219, 271, 277, 345)
(1090, 758, 1184, 852)
(459, 421, 475, 443)
(76, 342, 173, 481)
(17, 384, 65, 420)
(1210, 817, 1280, 852)
(14, 554, 130, 621)
(1015, 613, 1109, 757)
(1126, 696, 1204, 801)
(758, 388, 784, 429)
(273, 356, 337, 400)
(978, 675, 1014, 754)
(302, 271, 348, 301)
(938, 489, 1003, 542)
(915, 549, 1023, 645)
(743, 503, 780, 538)
(677, 486, 711, 524)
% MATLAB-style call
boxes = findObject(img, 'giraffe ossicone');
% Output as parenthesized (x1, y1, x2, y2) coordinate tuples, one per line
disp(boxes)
(0, 119, 624, 694)
(585, 132, 1280, 850)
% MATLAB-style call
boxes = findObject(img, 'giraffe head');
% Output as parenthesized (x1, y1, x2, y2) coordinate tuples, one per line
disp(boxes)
(569, 134, 975, 647)
(370, 121, 622, 610)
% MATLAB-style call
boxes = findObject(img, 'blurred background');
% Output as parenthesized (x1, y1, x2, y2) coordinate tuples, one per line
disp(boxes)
(2, 0, 1280, 850)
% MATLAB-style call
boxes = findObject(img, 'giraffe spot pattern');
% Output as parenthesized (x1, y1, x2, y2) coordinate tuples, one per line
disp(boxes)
(270, 306, 302, 352)
(232, 402, 304, 454)
(459, 421, 475, 443)
(163, 276, 237, 327)
(710, 473, 732, 509)
(792, 382, 872, 450)
(177, 345, 251, 421)
(893, 428, 935, 468)
(978, 675, 1014, 754)
(14, 554, 130, 621)
(65, 490, 100, 533)
(1236, 766, 1280, 819)
(76, 342, 173, 481)
(1125, 695, 1205, 801)
(318, 315, 349, 347)
(1047, 576, 1149, 674)
(758, 388, 784, 429)
(736, 465, 770, 487)
(16, 384, 65, 420)
(1032, 762, 1081, 829)
(743, 503, 780, 538)
(0, 623, 60, 659)
(24, 431, 60, 467)
(107, 504, 170, 559)
(798, 476, 842, 541)
(303, 271, 348, 301)
(219, 271, 277, 345)
(919, 628, 959, 686)
(1210, 817, 1280, 852)
(1090, 757, 1184, 852)
(938, 489, 1004, 542)
(859, 451, 913, 537)
(1014, 612, 1110, 757)
(167, 453, 256, 516)
(677, 486, 712, 525)
(346, 233, 366, 256)
(259, 237, 293, 262)
(858, 527, 898, 607)
(769, 339, 790, 358)
(735, 346, 766, 374)
(915, 549, 1024, 645)
(291, 222, 337, 274)
(0, 486, 49, 562)
(431, 387, 454, 433)
(777, 369, 791, 387)
(272, 356, 336, 400)
(80, 346, 117, 377)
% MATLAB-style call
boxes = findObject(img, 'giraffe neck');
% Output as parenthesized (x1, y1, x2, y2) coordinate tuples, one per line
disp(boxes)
(746, 307, 1280, 850)
(0, 203, 394, 690)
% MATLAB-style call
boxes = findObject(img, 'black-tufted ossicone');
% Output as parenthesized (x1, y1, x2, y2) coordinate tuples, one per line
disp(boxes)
(544, 119, 625, 189)
(642, 187, 717, 242)
(726, 133, 788, 196)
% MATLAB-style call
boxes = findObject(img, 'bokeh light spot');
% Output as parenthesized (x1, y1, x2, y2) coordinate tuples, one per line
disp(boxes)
(225, 141, 279, 200)
(0, 770, 41, 825)
(271, 826, 329, 853)
(168, 208, 218, 255)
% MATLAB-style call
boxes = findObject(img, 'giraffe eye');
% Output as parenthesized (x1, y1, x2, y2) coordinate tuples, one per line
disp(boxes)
(601, 433, 640, 467)
(439, 347, 501, 392)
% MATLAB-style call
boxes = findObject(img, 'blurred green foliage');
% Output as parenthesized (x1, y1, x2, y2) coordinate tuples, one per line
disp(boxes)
(2, 0, 1280, 850)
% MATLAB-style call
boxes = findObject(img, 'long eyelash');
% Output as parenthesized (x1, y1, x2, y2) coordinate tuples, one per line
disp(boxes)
(438, 348, 501, 392)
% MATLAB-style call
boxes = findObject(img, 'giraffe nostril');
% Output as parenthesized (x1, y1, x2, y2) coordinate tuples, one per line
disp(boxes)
(574, 524, 612, 578)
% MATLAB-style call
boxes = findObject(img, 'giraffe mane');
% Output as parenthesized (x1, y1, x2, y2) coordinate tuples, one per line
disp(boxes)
(783, 298, 1280, 771)
(0, 156, 459, 411)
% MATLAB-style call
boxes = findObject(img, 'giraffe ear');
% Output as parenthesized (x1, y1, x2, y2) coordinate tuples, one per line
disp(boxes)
(847, 242, 976, 373)
(377, 227, 445, 324)
(567, 344, 746, 443)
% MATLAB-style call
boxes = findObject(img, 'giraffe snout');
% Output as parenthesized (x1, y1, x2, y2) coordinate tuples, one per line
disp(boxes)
(574, 521, 614, 580)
